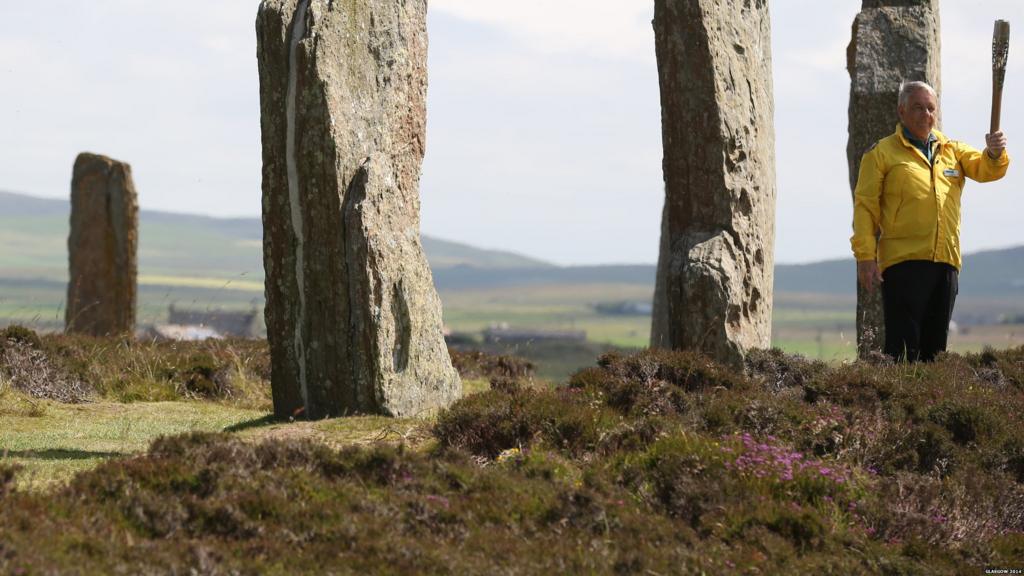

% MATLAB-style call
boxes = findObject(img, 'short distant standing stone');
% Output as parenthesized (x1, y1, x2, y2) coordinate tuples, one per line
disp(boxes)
(650, 0, 777, 367)
(847, 0, 941, 357)
(66, 153, 138, 336)
(256, 0, 461, 419)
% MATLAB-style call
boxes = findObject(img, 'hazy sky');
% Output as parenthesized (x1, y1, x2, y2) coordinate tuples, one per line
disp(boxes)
(0, 1, 1021, 266)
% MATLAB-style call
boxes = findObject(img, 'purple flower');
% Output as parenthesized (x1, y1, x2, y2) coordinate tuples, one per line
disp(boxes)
(425, 494, 451, 509)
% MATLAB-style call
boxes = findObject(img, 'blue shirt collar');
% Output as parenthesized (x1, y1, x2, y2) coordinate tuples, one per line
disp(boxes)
(902, 125, 937, 163)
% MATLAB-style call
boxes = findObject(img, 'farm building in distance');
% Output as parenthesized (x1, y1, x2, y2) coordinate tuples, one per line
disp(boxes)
(144, 305, 261, 340)
(482, 323, 586, 344)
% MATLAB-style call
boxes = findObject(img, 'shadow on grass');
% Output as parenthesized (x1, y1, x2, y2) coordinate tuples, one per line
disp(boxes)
(222, 414, 279, 433)
(2, 449, 125, 461)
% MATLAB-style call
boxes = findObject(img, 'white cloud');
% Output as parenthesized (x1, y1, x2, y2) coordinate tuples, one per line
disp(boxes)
(2, 0, 1022, 265)
(431, 0, 653, 61)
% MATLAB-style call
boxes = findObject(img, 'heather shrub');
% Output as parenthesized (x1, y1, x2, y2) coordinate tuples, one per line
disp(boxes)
(433, 386, 620, 459)
(745, 347, 828, 393)
(0, 464, 20, 497)
(964, 345, 1024, 389)
(801, 361, 895, 408)
(723, 500, 829, 553)
(22, 336, 273, 406)
(698, 390, 749, 433)
(159, 352, 233, 399)
(447, 349, 535, 381)
(1, 335, 533, 409)
(501, 449, 582, 488)
(598, 348, 749, 392)
(3, 433, 702, 574)
(488, 375, 522, 394)
(568, 365, 689, 417)
(0, 326, 93, 403)
(863, 467, 1024, 549)
(616, 432, 730, 526)
(0, 325, 42, 349)
(4, 346, 1024, 573)
(1001, 437, 1024, 482)
(900, 421, 958, 475)
(991, 532, 1024, 565)
(927, 401, 1000, 445)
(569, 348, 753, 422)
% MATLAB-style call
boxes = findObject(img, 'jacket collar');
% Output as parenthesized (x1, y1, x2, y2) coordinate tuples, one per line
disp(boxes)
(894, 123, 949, 147)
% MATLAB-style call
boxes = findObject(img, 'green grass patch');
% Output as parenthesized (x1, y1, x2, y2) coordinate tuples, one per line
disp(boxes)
(0, 397, 266, 490)
(0, 330, 514, 493)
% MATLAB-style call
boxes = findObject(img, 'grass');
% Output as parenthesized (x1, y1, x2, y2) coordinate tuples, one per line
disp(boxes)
(0, 327, 502, 491)
(0, 396, 266, 490)
(0, 388, 475, 492)
(774, 323, 1024, 361)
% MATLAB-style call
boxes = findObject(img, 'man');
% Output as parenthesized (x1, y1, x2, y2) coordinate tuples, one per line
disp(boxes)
(851, 81, 1010, 362)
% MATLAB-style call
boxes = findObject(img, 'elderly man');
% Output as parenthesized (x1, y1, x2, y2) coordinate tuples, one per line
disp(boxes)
(851, 81, 1010, 362)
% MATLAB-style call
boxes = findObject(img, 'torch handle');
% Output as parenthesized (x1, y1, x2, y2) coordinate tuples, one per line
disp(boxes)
(992, 80, 1004, 134)
(991, 19, 1010, 135)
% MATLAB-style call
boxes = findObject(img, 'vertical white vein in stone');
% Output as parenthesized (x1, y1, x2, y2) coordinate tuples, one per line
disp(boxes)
(287, 0, 311, 408)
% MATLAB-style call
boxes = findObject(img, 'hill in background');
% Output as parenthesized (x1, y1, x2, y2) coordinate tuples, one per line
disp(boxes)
(4, 190, 1024, 297)
(0, 191, 550, 282)
(2, 190, 1023, 365)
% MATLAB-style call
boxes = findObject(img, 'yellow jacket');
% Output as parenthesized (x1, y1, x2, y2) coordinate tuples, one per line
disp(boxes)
(851, 124, 1010, 272)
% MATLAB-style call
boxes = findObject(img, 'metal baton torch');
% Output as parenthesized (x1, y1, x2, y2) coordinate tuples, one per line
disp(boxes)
(992, 20, 1011, 134)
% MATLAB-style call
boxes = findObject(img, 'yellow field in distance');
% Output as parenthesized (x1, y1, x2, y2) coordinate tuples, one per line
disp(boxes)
(138, 275, 264, 292)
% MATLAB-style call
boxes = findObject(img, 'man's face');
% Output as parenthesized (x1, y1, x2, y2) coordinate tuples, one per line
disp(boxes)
(898, 88, 938, 141)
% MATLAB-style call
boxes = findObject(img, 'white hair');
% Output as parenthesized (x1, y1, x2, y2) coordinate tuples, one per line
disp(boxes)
(898, 80, 937, 107)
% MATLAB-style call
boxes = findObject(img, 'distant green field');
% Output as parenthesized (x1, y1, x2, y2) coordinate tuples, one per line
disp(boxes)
(7, 273, 1024, 372)
(440, 283, 653, 349)
(3, 190, 1023, 376)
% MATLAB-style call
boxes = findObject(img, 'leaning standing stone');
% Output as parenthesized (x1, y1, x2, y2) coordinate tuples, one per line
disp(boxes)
(650, 0, 777, 367)
(256, 0, 461, 418)
(847, 0, 941, 358)
(66, 153, 138, 337)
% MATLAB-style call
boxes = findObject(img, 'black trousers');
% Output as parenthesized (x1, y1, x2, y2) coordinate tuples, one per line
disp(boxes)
(881, 260, 958, 362)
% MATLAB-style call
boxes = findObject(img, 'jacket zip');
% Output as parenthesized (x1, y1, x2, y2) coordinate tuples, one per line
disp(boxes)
(905, 134, 940, 260)
(906, 136, 939, 259)
(931, 141, 941, 260)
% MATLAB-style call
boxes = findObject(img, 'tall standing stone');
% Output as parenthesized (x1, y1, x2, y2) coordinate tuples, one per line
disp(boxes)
(847, 0, 940, 357)
(256, 0, 461, 419)
(66, 153, 138, 337)
(650, 0, 777, 367)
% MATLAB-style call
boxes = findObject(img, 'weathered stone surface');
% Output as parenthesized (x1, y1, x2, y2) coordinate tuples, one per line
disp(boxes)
(847, 0, 940, 357)
(256, 0, 461, 418)
(650, 0, 777, 367)
(66, 153, 138, 336)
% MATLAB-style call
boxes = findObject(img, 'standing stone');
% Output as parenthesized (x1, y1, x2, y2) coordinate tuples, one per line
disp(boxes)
(66, 153, 138, 336)
(256, 0, 461, 419)
(847, 0, 940, 358)
(650, 0, 777, 367)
